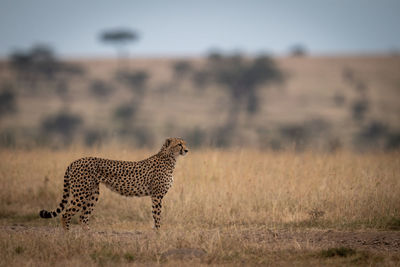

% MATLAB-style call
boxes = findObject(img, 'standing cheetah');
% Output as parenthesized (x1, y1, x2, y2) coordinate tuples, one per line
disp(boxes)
(39, 137, 188, 230)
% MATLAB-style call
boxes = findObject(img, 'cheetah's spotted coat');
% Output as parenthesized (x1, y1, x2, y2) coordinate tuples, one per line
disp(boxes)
(39, 138, 188, 230)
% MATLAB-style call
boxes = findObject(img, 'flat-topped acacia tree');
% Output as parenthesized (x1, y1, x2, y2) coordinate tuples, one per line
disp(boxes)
(100, 28, 139, 70)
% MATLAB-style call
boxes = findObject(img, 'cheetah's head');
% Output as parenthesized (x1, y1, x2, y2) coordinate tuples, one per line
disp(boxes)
(161, 137, 189, 157)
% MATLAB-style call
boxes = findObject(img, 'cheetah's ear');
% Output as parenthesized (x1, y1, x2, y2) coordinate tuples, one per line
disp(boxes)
(165, 138, 172, 148)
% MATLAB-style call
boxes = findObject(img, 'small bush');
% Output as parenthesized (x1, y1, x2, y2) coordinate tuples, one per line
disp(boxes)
(308, 208, 325, 220)
(14, 246, 24, 254)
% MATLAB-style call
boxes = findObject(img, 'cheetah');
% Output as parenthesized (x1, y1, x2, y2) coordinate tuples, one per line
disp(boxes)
(39, 137, 188, 230)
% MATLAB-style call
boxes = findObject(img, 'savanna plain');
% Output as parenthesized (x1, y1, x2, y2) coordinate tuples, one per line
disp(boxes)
(1, 53, 400, 265)
(1, 148, 399, 266)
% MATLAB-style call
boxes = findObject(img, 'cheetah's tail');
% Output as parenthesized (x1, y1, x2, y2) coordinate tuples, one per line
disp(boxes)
(39, 166, 70, 219)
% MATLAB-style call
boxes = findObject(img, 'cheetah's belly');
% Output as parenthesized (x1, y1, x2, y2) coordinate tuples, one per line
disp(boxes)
(103, 176, 151, 197)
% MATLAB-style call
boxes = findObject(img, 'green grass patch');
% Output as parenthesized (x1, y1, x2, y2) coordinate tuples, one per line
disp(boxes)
(0, 209, 41, 224)
(319, 247, 356, 258)
(0, 209, 17, 219)
(90, 247, 121, 264)
(384, 217, 400, 230)
(123, 252, 135, 262)
(316, 247, 385, 265)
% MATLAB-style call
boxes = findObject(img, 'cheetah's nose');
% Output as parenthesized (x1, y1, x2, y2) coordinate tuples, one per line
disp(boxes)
(184, 149, 188, 153)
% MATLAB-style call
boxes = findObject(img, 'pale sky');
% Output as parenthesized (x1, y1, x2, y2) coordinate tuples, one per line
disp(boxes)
(0, 0, 400, 58)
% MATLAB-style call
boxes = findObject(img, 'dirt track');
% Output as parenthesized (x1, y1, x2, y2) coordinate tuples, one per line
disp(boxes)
(2, 225, 400, 253)
(239, 228, 400, 252)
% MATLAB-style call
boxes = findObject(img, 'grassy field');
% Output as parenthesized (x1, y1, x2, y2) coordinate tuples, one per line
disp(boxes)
(1, 148, 399, 265)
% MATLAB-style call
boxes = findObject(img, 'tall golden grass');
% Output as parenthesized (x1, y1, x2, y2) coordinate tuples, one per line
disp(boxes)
(0, 148, 399, 265)
(1, 148, 399, 230)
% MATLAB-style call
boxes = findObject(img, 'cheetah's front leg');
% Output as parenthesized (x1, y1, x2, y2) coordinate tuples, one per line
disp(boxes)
(151, 196, 163, 229)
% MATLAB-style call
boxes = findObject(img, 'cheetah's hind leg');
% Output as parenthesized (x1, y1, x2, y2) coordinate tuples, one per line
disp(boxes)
(60, 196, 83, 231)
(78, 194, 99, 230)
(78, 186, 100, 230)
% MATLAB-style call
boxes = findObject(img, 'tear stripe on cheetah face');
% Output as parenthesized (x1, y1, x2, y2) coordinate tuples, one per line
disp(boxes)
(39, 137, 188, 230)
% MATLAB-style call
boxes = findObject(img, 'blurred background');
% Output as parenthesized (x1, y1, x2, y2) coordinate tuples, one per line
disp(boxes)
(0, 0, 399, 151)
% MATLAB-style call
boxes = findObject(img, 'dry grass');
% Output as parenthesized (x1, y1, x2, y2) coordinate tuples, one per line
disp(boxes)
(0, 148, 399, 265)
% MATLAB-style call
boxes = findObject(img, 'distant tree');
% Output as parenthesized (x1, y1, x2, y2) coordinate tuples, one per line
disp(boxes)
(10, 45, 57, 87)
(28, 45, 58, 80)
(89, 79, 114, 99)
(355, 121, 388, 150)
(9, 44, 85, 94)
(100, 28, 139, 69)
(191, 70, 209, 89)
(114, 103, 137, 123)
(342, 67, 355, 84)
(115, 70, 149, 96)
(112, 103, 154, 147)
(333, 92, 345, 106)
(185, 127, 206, 148)
(289, 44, 307, 57)
(351, 99, 369, 122)
(41, 111, 83, 145)
(207, 50, 223, 62)
(279, 124, 308, 150)
(355, 81, 367, 94)
(55, 79, 68, 100)
(84, 129, 105, 147)
(341, 67, 370, 125)
(205, 53, 284, 126)
(0, 87, 17, 118)
(131, 127, 154, 147)
(278, 119, 330, 151)
(386, 132, 400, 150)
(172, 60, 192, 83)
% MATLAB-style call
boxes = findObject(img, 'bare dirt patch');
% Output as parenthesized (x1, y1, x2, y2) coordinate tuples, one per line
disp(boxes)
(240, 228, 400, 252)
